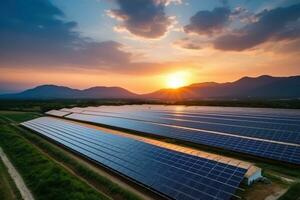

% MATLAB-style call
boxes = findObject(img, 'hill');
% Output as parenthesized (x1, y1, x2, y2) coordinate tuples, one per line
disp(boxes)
(144, 75, 300, 100)
(0, 85, 138, 99)
(1, 75, 299, 100)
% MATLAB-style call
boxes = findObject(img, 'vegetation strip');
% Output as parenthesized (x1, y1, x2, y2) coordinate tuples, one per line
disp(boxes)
(0, 147, 35, 200)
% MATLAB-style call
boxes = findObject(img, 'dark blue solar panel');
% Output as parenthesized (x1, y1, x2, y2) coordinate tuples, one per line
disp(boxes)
(81, 111, 300, 145)
(66, 113, 300, 165)
(154, 110, 300, 125)
(22, 117, 247, 200)
(150, 109, 300, 120)
(137, 111, 300, 131)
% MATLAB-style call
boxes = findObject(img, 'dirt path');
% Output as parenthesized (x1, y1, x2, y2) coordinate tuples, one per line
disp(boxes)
(265, 188, 288, 200)
(0, 147, 34, 200)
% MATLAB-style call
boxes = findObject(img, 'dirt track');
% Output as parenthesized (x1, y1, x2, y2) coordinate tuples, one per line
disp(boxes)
(0, 147, 34, 200)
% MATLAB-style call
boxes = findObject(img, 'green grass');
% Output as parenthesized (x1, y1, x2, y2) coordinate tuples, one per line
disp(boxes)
(257, 162, 300, 180)
(278, 182, 300, 200)
(0, 157, 22, 200)
(0, 115, 110, 200)
(0, 111, 41, 123)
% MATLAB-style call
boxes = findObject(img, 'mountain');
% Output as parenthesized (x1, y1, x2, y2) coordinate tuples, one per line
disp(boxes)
(0, 85, 138, 99)
(1, 75, 300, 100)
(144, 75, 300, 100)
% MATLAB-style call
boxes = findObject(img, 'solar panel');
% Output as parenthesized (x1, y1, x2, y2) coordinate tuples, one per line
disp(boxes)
(62, 106, 300, 125)
(68, 105, 300, 120)
(152, 110, 300, 125)
(22, 117, 247, 200)
(66, 113, 300, 165)
(80, 110, 300, 145)
(45, 110, 71, 117)
(143, 107, 300, 119)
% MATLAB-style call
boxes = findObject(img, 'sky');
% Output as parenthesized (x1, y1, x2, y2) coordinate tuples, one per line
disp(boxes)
(1, 0, 300, 94)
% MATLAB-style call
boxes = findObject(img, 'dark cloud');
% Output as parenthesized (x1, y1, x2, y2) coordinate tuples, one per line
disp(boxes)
(0, 0, 166, 74)
(0, 0, 79, 64)
(214, 3, 300, 51)
(184, 7, 231, 35)
(108, 0, 173, 38)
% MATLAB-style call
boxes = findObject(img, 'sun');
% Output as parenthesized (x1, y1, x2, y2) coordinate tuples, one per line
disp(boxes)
(166, 71, 188, 89)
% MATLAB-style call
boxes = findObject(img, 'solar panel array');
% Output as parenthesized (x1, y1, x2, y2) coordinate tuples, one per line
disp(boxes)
(59, 105, 300, 165)
(22, 117, 247, 200)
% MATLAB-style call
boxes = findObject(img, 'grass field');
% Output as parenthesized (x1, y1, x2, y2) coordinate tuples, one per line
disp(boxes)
(0, 111, 42, 123)
(0, 110, 299, 200)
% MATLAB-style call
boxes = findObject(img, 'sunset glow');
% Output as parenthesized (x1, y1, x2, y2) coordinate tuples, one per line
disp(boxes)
(166, 72, 188, 89)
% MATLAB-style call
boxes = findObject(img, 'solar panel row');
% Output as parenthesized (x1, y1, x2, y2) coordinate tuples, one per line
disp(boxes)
(154, 110, 300, 125)
(77, 105, 300, 119)
(22, 117, 247, 200)
(66, 112, 300, 165)
(81, 110, 300, 145)
(154, 112, 300, 131)
(61, 106, 300, 143)
(62, 107, 300, 134)
(148, 108, 300, 120)
(64, 105, 300, 128)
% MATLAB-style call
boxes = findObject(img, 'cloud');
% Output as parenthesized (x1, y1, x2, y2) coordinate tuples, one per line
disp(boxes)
(214, 3, 300, 51)
(0, 0, 171, 75)
(173, 38, 202, 50)
(184, 7, 231, 35)
(108, 0, 174, 38)
(270, 39, 300, 55)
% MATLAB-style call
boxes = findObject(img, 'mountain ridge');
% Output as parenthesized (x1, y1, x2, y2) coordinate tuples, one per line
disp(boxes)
(1, 75, 300, 100)
(143, 75, 300, 100)
(1, 84, 138, 99)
